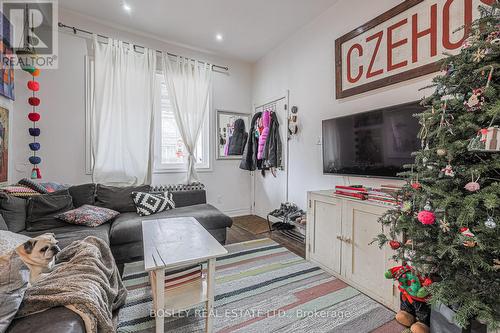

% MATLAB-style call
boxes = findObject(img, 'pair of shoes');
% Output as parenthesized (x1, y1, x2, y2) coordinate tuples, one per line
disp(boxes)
(274, 222, 295, 230)
(396, 311, 429, 333)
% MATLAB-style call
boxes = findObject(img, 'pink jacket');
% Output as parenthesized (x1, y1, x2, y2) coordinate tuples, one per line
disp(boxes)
(257, 111, 271, 160)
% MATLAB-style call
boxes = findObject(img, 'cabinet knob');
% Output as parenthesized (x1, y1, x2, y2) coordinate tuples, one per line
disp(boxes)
(344, 238, 352, 244)
(336, 235, 343, 241)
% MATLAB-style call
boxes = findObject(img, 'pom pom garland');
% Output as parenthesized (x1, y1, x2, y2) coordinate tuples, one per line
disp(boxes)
(27, 80, 39, 91)
(417, 210, 436, 225)
(29, 128, 41, 136)
(28, 112, 40, 122)
(29, 142, 41, 151)
(28, 97, 40, 106)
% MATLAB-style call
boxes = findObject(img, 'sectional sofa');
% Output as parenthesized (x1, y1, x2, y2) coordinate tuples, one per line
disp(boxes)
(1, 183, 233, 333)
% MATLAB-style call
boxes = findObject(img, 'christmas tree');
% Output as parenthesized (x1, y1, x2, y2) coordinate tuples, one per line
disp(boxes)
(375, 4, 500, 329)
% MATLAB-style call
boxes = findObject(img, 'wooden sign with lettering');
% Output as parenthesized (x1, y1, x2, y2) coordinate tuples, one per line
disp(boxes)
(335, 0, 495, 99)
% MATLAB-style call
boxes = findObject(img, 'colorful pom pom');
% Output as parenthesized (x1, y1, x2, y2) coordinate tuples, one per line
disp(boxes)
(28, 112, 40, 122)
(417, 210, 436, 225)
(32, 68, 40, 77)
(30, 167, 42, 179)
(22, 65, 36, 74)
(29, 156, 41, 165)
(29, 128, 41, 136)
(29, 142, 41, 151)
(27, 81, 39, 91)
(28, 97, 40, 106)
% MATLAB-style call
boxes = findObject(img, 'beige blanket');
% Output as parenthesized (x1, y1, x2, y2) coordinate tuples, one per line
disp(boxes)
(15, 236, 127, 333)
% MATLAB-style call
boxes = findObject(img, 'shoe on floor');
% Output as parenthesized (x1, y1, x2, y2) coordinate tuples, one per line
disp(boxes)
(410, 322, 429, 333)
(395, 311, 415, 327)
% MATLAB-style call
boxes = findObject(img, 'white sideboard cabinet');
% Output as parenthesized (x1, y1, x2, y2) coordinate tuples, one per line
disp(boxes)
(306, 190, 399, 311)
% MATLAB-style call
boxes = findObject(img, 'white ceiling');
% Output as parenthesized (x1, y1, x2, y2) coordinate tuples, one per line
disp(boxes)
(59, 0, 339, 62)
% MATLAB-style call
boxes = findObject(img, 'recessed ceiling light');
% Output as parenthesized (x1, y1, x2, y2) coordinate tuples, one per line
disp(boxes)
(123, 3, 132, 12)
(215, 33, 223, 42)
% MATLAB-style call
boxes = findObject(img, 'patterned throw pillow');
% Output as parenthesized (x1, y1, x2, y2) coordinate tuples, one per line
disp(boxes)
(131, 192, 175, 216)
(1, 186, 40, 198)
(56, 205, 119, 227)
(17, 178, 49, 194)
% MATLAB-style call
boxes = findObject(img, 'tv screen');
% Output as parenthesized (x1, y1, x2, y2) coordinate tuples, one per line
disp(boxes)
(322, 102, 424, 178)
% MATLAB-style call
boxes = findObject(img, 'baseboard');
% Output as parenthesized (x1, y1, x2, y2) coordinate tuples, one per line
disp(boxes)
(223, 207, 252, 217)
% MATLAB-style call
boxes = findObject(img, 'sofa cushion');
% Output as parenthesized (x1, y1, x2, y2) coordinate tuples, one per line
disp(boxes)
(131, 191, 175, 216)
(25, 192, 74, 231)
(110, 204, 233, 245)
(95, 184, 150, 213)
(56, 205, 119, 227)
(0, 193, 27, 232)
(0, 214, 7, 230)
(68, 184, 96, 207)
(169, 190, 206, 208)
(20, 223, 110, 250)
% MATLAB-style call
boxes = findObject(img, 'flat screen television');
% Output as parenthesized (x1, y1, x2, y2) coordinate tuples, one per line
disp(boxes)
(322, 102, 424, 178)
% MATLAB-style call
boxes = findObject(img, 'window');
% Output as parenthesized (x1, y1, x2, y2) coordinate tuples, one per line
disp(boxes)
(85, 58, 210, 174)
(154, 73, 210, 171)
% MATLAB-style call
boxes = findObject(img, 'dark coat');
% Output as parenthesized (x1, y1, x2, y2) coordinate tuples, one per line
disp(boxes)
(239, 112, 261, 171)
(263, 112, 282, 169)
(227, 119, 248, 156)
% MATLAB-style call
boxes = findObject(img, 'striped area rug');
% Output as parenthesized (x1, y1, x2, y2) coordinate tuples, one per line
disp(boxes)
(117, 238, 403, 333)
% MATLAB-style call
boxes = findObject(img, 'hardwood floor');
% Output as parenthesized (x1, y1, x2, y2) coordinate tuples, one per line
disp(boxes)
(226, 215, 306, 258)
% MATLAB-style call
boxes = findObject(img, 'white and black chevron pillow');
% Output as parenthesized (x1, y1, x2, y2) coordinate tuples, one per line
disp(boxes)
(131, 191, 175, 216)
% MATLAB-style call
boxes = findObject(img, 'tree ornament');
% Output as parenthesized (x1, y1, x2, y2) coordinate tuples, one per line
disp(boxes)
(484, 216, 496, 229)
(464, 174, 480, 192)
(418, 211, 436, 225)
(424, 201, 432, 211)
(389, 240, 402, 250)
(439, 217, 450, 233)
(460, 227, 477, 247)
(472, 48, 486, 62)
(464, 88, 485, 111)
(494, 259, 500, 271)
(402, 201, 412, 213)
(436, 148, 447, 156)
(441, 164, 455, 177)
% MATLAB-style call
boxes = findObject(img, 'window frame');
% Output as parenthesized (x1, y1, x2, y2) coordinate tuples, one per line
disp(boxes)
(152, 72, 212, 174)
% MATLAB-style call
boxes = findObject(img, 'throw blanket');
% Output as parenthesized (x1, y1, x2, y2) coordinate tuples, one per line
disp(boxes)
(15, 236, 127, 333)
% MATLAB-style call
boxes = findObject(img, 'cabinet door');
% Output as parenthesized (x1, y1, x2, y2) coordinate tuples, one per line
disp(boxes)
(308, 196, 342, 275)
(342, 201, 396, 309)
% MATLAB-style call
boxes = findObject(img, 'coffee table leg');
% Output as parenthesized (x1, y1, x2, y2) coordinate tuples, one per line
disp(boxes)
(155, 268, 165, 333)
(206, 258, 215, 333)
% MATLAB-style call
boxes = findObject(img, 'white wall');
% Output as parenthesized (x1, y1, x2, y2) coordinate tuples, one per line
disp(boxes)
(252, 0, 435, 211)
(11, 8, 254, 216)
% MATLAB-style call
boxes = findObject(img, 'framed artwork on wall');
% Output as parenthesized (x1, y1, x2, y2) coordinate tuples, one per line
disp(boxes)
(0, 105, 9, 183)
(216, 110, 251, 160)
(0, 12, 14, 100)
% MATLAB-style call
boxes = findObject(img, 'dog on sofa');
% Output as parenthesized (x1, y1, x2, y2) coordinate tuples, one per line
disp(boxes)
(15, 233, 61, 284)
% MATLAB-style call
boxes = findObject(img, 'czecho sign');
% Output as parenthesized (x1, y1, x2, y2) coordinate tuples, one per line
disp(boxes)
(335, 0, 495, 99)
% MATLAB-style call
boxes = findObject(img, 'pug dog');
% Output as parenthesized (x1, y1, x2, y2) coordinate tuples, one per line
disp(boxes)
(15, 233, 61, 284)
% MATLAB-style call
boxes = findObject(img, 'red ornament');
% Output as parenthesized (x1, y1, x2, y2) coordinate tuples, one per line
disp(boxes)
(27, 80, 39, 91)
(411, 182, 422, 190)
(418, 210, 436, 225)
(28, 97, 40, 106)
(28, 112, 41, 122)
(389, 240, 401, 250)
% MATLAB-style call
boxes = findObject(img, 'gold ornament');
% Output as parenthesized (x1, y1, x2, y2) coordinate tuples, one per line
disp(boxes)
(436, 148, 447, 156)
(439, 218, 450, 232)
(472, 48, 486, 62)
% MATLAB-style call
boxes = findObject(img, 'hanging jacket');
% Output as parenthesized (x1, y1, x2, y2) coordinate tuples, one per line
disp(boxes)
(227, 119, 248, 155)
(263, 112, 282, 169)
(257, 111, 271, 160)
(240, 112, 261, 171)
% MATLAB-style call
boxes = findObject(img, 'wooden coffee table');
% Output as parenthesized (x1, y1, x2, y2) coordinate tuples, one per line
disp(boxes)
(142, 217, 228, 333)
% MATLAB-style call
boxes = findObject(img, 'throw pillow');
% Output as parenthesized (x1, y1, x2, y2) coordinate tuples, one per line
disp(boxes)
(0, 231, 30, 255)
(17, 178, 49, 194)
(26, 192, 74, 231)
(56, 205, 119, 227)
(95, 184, 150, 213)
(68, 183, 96, 207)
(1, 185, 40, 198)
(0, 193, 28, 232)
(131, 191, 175, 216)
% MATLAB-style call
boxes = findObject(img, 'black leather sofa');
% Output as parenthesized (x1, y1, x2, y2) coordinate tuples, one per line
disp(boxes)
(2, 184, 232, 333)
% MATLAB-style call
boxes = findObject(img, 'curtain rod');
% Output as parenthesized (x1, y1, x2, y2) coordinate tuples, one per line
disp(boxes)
(58, 22, 229, 72)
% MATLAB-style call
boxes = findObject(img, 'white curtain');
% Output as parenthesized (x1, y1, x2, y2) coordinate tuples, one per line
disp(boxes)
(161, 54, 212, 183)
(92, 36, 157, 185)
